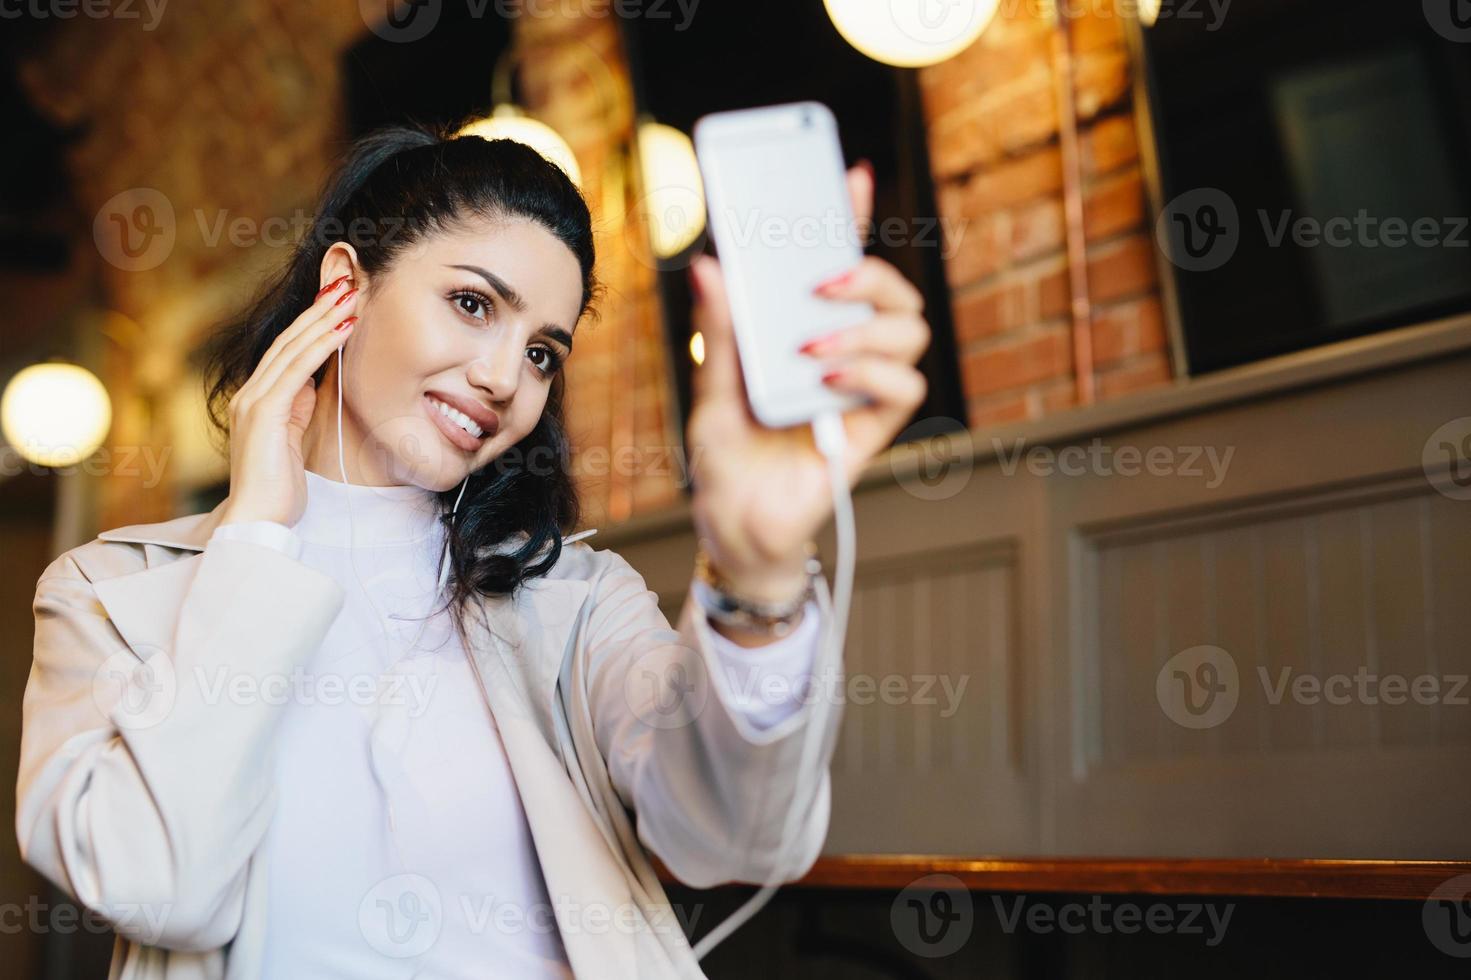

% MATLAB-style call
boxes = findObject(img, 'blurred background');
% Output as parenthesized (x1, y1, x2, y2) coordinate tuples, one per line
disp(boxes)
(2, 0, 1470, 976)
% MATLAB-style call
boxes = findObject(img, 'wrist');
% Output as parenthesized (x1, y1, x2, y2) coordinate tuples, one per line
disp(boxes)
(696, 538, 816, 603)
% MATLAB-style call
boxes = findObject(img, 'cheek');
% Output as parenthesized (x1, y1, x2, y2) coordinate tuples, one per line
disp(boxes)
(357, 410, 458, 487)
(474, 387, 552, 462)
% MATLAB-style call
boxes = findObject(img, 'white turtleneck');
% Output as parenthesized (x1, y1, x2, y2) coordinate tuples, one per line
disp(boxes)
(209, 470, 820, 977)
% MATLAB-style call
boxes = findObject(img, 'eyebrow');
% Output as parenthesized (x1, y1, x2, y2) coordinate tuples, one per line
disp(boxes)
(447, 263, 575, 352)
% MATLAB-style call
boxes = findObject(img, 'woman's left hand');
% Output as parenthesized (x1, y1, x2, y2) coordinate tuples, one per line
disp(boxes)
(686, 162, 932, 601)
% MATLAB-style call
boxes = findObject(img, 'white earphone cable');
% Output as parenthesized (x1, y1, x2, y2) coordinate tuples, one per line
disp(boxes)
(334, 341, 466, 846)
(692, 409, 854, 959)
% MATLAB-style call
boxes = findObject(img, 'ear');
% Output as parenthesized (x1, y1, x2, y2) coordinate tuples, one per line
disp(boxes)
(319, 241, 363, 292)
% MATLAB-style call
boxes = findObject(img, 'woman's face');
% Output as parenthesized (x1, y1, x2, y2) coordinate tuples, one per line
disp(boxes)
(315, 215, 584, 491)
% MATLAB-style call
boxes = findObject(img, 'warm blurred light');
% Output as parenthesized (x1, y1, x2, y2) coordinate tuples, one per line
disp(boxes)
(459, 106, 583, 187)
(824, 0, 1000, 67)
(2, 363, 112, 467)
(689, 331, 705, 366)
(637, 122, 705, 259)
(1138, 0, 1161, 26)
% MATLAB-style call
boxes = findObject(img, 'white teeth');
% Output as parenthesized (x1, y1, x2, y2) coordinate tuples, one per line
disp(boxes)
(432, 398, 484, 439)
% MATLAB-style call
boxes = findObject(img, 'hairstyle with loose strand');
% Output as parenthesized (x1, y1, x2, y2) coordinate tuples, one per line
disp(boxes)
(201, 120, 602, 609)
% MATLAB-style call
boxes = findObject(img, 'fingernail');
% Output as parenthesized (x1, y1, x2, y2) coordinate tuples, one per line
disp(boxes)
(857, 158, 874, 181)
(821, 368, 843, 385)
(315, 275, 350, 299)
(333, 287, 358, 306)
(799, 333, 837, 356)
(334, 315, 357, 331)
(815, 270, 853, 294)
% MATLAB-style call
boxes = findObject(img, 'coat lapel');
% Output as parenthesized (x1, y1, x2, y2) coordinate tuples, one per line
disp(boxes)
(461, 578, 649, 978)
(85, 514, 648, 975)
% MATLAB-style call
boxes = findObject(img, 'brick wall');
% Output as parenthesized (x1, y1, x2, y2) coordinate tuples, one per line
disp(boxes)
(18, 1, 675, 528)
(924, 4, 1172, 429)
(17, 3, 1167, 530)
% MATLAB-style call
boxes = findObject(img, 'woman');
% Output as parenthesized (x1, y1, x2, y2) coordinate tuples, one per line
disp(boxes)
(17, 123, 931, 979)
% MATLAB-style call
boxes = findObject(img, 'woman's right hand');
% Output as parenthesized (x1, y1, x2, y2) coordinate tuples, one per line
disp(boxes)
(218, 275, 359, 527)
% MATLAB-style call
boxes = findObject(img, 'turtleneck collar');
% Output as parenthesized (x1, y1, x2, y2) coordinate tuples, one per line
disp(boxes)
(295, 469, 442, 548)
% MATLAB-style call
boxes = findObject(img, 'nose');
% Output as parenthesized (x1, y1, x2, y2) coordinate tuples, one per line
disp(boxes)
(466, 333, 521, 404)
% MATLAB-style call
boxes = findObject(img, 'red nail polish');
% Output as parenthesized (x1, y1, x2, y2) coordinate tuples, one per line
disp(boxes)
(799, 334, 834, 355)
(334, 315, 357, 331)
(333, 287, 358, 306)
(857, 158, 874, 181)
(316, 275, 350, 299)
(821, 369, 843, 385)
(815, 270, 853, 293)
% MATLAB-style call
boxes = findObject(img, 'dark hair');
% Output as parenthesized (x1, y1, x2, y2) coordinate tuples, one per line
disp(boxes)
(202, 121, 601, 607)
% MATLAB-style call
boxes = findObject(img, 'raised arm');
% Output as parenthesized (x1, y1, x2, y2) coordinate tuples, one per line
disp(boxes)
(579, 550, 843, 888)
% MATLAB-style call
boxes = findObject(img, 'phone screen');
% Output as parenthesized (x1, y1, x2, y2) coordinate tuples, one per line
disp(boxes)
(694, 102, 873, 429)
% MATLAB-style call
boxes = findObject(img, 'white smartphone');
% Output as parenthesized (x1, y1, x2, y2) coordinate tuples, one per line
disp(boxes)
(693, 101, 873, 429)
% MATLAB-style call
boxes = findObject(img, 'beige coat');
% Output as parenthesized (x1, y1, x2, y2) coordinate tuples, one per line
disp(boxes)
(17, 504, 841, 979)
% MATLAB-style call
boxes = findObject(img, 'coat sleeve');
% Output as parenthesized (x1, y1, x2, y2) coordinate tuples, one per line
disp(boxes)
(15, 537, 343, 952)
(582, 550, 845, 889)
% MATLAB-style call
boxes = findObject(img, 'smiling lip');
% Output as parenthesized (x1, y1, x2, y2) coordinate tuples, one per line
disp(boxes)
(424, 392, 499, 452)
(428, 390, 499, 434)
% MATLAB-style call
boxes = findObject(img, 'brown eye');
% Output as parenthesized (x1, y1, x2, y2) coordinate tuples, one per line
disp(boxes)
(450, 289, 493, 322)
(527, 346, 563, 377)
